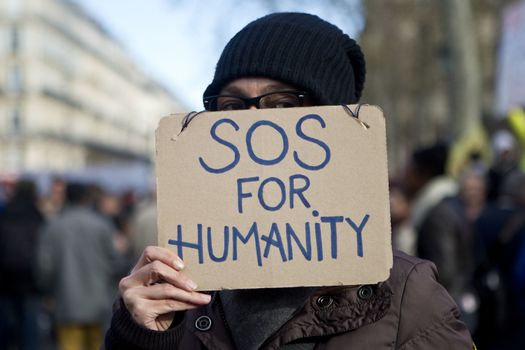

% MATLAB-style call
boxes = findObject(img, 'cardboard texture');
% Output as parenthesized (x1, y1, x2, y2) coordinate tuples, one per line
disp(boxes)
(156, 105, 393, 290)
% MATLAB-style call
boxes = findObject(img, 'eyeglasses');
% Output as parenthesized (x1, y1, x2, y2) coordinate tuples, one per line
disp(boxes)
(203, 90, 308, 111)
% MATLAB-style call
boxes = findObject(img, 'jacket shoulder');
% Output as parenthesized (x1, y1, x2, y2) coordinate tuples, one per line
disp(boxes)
(388, 250, 441, 291)
(391, 250, 433, 273)
(387, 251, 473, 349)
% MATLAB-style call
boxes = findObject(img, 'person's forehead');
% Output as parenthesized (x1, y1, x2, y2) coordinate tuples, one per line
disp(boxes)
(219, 77, 298, 95)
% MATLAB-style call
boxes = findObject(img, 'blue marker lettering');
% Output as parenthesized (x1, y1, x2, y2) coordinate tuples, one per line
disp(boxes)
(286, 223, 312, 261)
(258, 177, 286, 211)
(207, 226, 229, 262)
(246, 120, 289, 165)
(345, 214, 370, 257)
(294, 114, 331, 171)
(314, 221, 323, 261)
(289, 174, 311, 209)
(199, 118, 240, 174)
(261, 223, 287, 262)
(237, 176, 259, 213)
(232, 223, 262, 267)
(168, 224, 204, 264)
(320, 216, 344, 259)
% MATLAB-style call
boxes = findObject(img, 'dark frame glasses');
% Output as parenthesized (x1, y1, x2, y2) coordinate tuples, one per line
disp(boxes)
(203, 90, 308, 111)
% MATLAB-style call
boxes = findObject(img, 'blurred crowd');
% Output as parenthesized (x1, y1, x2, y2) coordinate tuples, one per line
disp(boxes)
(0, 178, 157, 350)
(0, 128, 524, 349)
(391, 129, 525, 350)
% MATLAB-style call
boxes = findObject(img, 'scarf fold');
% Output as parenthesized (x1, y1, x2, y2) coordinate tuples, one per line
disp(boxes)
(219, 287, 316, 350)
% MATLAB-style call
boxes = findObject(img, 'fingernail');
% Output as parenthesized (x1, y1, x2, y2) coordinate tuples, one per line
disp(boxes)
(201, 294, 211, 302)
(174, 258, 184, 270)
(187, 280, 198, 290)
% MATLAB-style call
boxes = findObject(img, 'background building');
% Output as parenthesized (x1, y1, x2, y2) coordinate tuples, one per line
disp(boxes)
(0, 0, 185, 185)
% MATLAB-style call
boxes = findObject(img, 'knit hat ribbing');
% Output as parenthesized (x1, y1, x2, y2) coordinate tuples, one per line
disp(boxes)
(203, 12, 366, 107)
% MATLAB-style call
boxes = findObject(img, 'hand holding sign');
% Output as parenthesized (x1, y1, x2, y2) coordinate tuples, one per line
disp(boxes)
(119, 246, 211, 330)
(156, 105, 392, 291)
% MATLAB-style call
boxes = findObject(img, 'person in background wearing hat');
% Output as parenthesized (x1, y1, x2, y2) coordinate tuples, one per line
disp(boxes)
(103, 13, 473, 350)
(487, 130, 522, 204)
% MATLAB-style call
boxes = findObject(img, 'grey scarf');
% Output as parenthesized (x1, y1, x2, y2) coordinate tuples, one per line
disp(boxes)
(220, 288, 317, 350)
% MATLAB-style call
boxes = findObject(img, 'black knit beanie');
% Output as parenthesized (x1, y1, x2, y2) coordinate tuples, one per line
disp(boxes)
(203, 12, 366, 107)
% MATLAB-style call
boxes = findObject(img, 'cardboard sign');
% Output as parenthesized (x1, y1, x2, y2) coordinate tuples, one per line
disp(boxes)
(156, 105, 393, 291)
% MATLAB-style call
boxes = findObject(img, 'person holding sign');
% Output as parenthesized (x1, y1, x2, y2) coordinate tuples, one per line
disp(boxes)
(104, 13, 473, 350)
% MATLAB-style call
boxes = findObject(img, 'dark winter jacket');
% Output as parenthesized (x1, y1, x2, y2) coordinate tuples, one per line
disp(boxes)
(104, 251, 473, 349)
(417, 198, 474, 299)
(0, 199, 45, 295)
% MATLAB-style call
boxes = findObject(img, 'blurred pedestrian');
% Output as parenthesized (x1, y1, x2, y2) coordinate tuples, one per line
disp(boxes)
(404, 143, 458, 230)
(0, 178, 17, 216)
(439, 169, 489, 329)
(0, 182, 7, 215)
(120, 190, 137, 218)
(487, 130, 521, 203)
(405, 144, 474, 302)
(37, 183, 127, 350)
(41, 176, 66, 219)
(456, 168, 487, 223)
(0, 180, 45, 350)
(130, 191, 157, 262)
(92, 188, 133, 269)
(389, 183, 416, 255)
(94, 190, 122, 229)
(473, 172, 525, 349)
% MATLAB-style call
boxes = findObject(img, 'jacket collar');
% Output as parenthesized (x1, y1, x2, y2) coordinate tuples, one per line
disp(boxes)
(186, 282, 392, 350)
(262, 283, 393, 349)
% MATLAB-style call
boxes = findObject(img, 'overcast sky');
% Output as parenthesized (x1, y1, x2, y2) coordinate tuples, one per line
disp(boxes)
(75, 0, 363, 110)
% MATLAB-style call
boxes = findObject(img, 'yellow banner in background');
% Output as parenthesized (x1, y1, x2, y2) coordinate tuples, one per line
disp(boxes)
(448, 124, 490, 177)
(508, 107, 525, 171)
